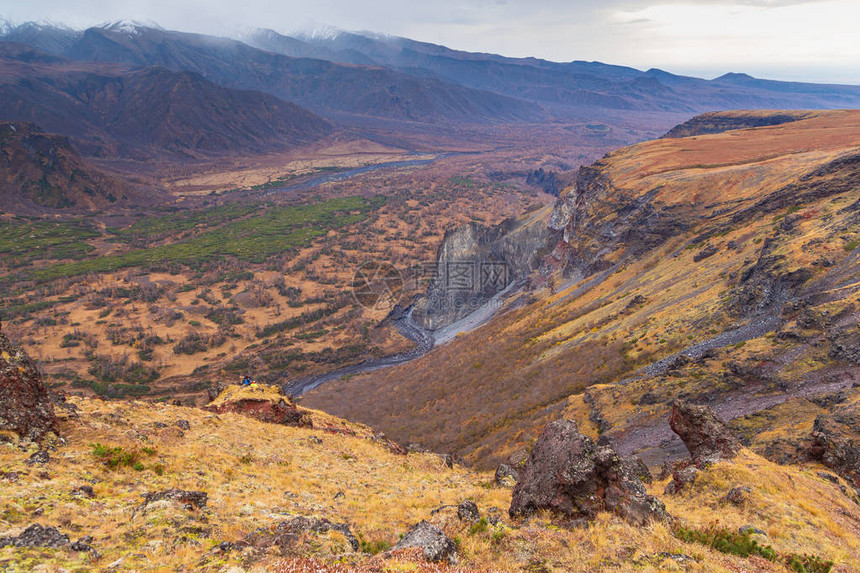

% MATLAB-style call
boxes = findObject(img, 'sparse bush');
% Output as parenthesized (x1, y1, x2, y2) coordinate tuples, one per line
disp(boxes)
(469, 518, 489, 535)
(785, 553, 833, 573)
(357, 533, 390, 555)
(90, 443, 157, 471)
(674, 524, 776, 561)
(173, 333, 209, 355)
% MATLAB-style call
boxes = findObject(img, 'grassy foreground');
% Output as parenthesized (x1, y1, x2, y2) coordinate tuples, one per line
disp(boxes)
(0, 389, 857, 572)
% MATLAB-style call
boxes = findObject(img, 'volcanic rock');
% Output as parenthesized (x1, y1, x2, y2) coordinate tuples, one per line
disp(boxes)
(509, 419, 668, 525)
(391, 520, 458, 564)
(0, 320, 60, 442)
(0, 524, 69, 548)
(205, 384, 312, 428)
(669, 400, 741, 465)
(808, 415, 860, 488)
(664, 466, 700, 495)
(457, 500, 480, 522)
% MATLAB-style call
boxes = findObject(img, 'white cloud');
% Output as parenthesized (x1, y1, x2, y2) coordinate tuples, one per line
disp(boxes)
(0, 0, 857, 83)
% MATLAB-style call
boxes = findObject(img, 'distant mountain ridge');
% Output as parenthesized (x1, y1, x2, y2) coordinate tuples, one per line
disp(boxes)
(0, 22, 541, 124)
(0, 42, 333, 160)
(247, 27, 860, 113)
(4, 21, 860, 129)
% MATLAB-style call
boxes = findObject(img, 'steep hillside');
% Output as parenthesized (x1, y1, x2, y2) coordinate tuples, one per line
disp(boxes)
(0, 44, 333, 160)
(304, 110, 860, 471)
(1, 23, 541, 125)
(0, 122, 144, 212)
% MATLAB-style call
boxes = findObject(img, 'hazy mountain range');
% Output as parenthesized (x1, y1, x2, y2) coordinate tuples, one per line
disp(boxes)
(1, 21, 860, 159)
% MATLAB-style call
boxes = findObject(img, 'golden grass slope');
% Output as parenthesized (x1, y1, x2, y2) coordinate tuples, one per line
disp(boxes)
(0, 394, 858, 571)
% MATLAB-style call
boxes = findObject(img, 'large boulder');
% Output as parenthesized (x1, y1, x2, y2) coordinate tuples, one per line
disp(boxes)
(808, 414, 860, 488)
(669, 400, 741, 465)
(0, 321, 59, 442)
(391, 520, 458, 564)
(509, 420, 668, 526)
(205, 384, 312, 428)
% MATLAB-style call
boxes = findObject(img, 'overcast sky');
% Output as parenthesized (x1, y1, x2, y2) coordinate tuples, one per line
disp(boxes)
(2, 0, 858, 84)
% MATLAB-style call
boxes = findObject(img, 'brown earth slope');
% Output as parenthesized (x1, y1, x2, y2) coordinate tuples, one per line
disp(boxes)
(0, 122, 149, 212)
(0, 43, 333, 161)
(304, 110, 860, 470)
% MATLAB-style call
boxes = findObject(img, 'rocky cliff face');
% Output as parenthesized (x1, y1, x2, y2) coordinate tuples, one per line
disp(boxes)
(661, 110, 812, 138)
(412, 209, 549, 330)
(543, 161, 689, 283)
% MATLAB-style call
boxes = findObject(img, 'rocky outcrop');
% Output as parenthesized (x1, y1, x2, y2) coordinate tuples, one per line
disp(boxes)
(205, 384, 312, 428)
(662, 111, 810, 139)
(412, 209, 549, 330)
(808, 414, 860, 488)
(828, 328, 860, 365)
(239, 516, 359, 553)
(509, 420, 668, 526)
(391, 520, 458, 564)
(0, 320, 60, 442)
(726, 237, 813, 318)
(0, 524, 95, 554)
(669, 400, 741, 466)
(544, 163, 688, 283)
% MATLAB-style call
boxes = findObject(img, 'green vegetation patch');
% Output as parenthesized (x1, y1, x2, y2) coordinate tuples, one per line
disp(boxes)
(30, 195, 386, 282)
(90, 443, 159, 472)
(674, 525, 833, 572)
(116, 202, 260, 243)
(0, 219, 98, 267)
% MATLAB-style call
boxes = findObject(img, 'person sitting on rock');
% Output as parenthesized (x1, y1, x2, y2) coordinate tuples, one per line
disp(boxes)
(241, 375, 252, 386)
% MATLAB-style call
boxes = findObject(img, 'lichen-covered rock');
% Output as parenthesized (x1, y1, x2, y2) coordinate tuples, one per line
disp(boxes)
(457, 500, 479, 522)
(509, 419, 669, 526)
(0, 524, 69, 548)
(138, 489, 208, 513)
(494, 463, 519, 487)
(669, 400, 741, 465)
(0, 322, 60, 442)
(721, 486, 752, 506)
(664, 466, 700, 495)
(391, 520, 458, 564)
